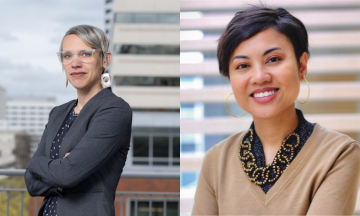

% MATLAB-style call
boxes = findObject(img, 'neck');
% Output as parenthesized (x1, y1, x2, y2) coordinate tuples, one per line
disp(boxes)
(253, 105, 298, 151)
(76, 84, 103, 110)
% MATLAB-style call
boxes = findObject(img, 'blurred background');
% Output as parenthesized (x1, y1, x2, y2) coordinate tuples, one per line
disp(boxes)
(0, 0, 179, 215)
(180, 0, 360, 215)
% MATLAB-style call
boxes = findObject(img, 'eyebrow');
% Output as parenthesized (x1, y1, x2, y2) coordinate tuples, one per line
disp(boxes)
(231, 47, 283, 62)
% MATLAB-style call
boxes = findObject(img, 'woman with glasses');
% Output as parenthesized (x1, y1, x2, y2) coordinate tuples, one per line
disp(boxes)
(24, 25, 132, 216)
(192, 6, 360, 215)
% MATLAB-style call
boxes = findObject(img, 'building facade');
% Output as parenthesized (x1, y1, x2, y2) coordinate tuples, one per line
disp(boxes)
(107, 0, 180, 215)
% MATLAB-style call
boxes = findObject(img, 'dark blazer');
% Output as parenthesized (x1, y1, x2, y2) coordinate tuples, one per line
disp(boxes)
(24, 87, 132, 216)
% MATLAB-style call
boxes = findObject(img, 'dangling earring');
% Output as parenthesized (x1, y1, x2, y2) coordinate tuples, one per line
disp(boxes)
(297, 75, 310, 104)
(225, 93, 247, 118)
(66, 78, 68, 88)
(101, 73, 112, 87)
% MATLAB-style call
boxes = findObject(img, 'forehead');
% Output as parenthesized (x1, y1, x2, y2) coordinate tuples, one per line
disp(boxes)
(62, 34, 92, 51)
(232, 28, 293, 56)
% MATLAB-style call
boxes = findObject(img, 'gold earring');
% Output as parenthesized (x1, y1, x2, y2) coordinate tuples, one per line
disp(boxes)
(297, 76, 310, 104)
(66, 78, 68, 88)
(225, 93, 247, 118)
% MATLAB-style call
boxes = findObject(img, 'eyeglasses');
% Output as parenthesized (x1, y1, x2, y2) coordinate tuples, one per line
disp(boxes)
(57, 49, 101, 65)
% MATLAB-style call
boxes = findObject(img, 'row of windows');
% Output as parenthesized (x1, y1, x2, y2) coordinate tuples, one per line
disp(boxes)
(114, 44, 179, 55)
(7, 106, 52, 110)
(10, 122, 45, 127)
(130, 200, 179, 216)
(7, 112, 48, 115)
(114, 76, 179, 87)
(115, 12, 179, 24)
(8, 117, 47, 121)
(133, 135, 180, 166)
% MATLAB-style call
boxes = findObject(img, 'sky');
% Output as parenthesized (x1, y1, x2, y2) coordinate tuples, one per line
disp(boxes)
(0, 0, 105, 105)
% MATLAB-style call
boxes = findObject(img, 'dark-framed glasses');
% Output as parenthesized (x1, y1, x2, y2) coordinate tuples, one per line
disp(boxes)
(57, 49, 100, 65)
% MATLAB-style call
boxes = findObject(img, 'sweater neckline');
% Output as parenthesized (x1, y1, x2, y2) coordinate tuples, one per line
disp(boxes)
(246, 123, 322, 206)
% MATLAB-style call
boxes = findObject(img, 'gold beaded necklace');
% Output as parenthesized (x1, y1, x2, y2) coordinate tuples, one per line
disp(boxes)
(239, 129, 300, 185)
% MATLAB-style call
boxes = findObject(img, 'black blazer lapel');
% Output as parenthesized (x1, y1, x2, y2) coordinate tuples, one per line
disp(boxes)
(45, 100, 77, 158)
(56, 88, 113, 158)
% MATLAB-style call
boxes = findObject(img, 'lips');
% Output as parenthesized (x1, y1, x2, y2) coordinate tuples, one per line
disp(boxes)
(250, 87, 279, 103)
(71, 72, 87, 78)
(250, 87, 279, 97)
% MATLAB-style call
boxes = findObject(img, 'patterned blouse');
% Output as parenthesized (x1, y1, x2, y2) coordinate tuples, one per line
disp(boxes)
(41, 105, 78, 216)
(248, 109, 315, 194)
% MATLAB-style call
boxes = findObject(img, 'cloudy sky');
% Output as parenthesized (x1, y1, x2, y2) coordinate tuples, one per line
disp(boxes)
(0, 0, 104, 105)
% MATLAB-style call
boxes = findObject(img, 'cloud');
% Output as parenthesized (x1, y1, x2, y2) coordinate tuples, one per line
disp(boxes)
(0, 32, 17, 41)
(0, 59, 76, 105)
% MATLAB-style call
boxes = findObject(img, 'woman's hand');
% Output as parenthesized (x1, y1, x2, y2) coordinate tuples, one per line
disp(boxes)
(63, 152, 70, 158)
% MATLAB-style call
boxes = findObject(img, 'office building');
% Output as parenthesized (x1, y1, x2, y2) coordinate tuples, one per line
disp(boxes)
(107, 0, 180, 215)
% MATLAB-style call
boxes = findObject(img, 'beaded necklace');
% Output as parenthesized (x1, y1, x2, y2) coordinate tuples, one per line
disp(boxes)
(239, 129, 300, 185)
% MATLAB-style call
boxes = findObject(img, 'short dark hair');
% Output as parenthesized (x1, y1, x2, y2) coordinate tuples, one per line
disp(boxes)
(217, 6, 310, 77)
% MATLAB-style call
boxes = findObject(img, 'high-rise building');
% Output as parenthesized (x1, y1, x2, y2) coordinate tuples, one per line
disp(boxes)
(0, 86, 6, 130)
(106, 0, 180, 215)
(6, 96, 56, 155)
(109, 0, 179, 175)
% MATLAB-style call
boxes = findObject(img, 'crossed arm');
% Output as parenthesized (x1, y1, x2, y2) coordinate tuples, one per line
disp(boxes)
(25, 104, 132, 194)
(24, 107, 59, 197)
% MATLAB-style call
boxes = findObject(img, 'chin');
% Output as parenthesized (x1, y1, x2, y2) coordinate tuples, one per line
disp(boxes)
(249, 106, 282, 119)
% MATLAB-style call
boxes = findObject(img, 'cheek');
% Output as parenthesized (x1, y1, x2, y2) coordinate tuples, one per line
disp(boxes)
(230, 77, 247, 102)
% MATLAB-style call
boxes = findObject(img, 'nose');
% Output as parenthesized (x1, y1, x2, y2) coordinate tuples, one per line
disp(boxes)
(251, 64, 271, 85)
(71, 54, 82, 68)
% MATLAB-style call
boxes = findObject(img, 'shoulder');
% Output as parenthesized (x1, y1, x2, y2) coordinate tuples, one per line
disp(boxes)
(98, 88, 132, 115)
(312, 123, 359, 152)
(48, 99, 76, 118)
(208, 130, 247, 157)
(306, 124, 360, 167)
(202, 130, 247, 169)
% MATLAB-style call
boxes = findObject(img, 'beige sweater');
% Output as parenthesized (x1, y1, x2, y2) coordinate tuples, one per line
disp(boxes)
(192, 124, 360, 215)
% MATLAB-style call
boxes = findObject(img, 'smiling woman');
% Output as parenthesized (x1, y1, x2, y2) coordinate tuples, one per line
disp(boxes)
(24, 25, 132, 216)
(192, 6, 360, 216)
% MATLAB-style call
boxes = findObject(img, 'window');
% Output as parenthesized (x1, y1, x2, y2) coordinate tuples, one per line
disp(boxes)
(172, 137, 180, 166)
(132, 134, 180, 166)
(114, 44, 179, 55)
(115, 13, 179, 24)
(105, 29, 109, 34)
(133, 136, 149, 165)
(114, 76, 179, 87)
(130, 200, 179, 216)
(105, 19, 110, 24)
(105, 9, 111, 14)
(181, 172, 197, 188)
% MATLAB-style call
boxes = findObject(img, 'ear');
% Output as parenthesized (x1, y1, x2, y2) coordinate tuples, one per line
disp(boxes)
(102, 51, 112, 69)
(299, 52, 308, 80)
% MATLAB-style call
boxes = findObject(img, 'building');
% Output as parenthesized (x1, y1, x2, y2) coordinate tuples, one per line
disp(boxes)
(0, 130, 30, 169)
(6, 96, 56, 156)
(180, 0, 360, 214)
(0, 86, 6, 130)
(107, 0, 180, 215)
(6, 96, 56, 135)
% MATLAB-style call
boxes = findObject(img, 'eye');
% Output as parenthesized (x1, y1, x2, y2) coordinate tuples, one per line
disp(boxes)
(267, 57, 281, 63)
(63, 53, 72, 59)
(81, 52, 92, 57)
(236, 63, 249, 69)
